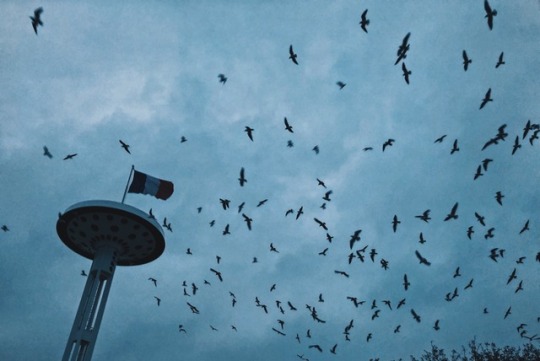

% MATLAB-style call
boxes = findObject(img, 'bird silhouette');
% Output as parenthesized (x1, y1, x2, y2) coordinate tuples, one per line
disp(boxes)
(512, 136, 521, 155)
(484, 0, 497, 30)
(336, 81, 346, 89)
(119, 140, 130, 154)
(467, 226, 474, 239)
(462, 50, 472, 71)
(444, 202, 459, 221)
(402, 62, 411, 84)
(433, 320, 440, 331)
(495, 52, 505, 68)
(415, 250, 431, 266)
(314, 218, 328, 231)
(382, 139, 395, 151)
(395, 32, 411, 65)
(154, 296, 161, 306)
(242, 213, 253, 230)
(322, 190, 332, 202)
(349, 229, 362, 249)
(519, 220, 530, 234)
(148, 277, 157, 287)
(495, 191, 504, 205)
(474, 212, 486, 226)
(239, 167, 247, 187)
(284, 117, 294, 133)
(479, 88, 493, 109)
(392, 215, 400, 232)
(244, 126, 254, 141)
(187, 302, 199, 314)
(415, 209, 431, 223)
(450, 139, 460, 154)
(219, 198, 230, 210)
(312, 145, 319, 154)
(295, 206, 304, 220)
(43, 146, 53, 159)
(30, 7, 44, 34)
(289, 45, 299, 65)
(411, 309, 421, 323)
(81, 270, 87, 276)
(359, 9, 370, 33)
(210, 268, 223, 282)
(403, 274, 410, 290)
(434, 135, 447, 143)
(218, 74, 227, 84)
(63, 153, 77, 160)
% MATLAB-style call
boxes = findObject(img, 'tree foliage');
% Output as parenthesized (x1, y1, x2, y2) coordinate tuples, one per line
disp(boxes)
(409, 339, 540, 361)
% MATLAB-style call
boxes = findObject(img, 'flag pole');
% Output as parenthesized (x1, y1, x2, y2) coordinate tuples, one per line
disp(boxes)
(121, 165, 135, 204)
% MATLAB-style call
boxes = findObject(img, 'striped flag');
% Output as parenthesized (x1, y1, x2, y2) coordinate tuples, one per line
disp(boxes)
(128, 169, 174, 200)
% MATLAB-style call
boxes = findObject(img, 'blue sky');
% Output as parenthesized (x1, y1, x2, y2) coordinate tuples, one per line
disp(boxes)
(1, 1, 539, 360)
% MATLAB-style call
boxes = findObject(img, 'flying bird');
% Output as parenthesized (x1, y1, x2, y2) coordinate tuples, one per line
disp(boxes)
(245, 126, 254, 141)
(495, 52, 505, 68)
(239, 167, 247, 187)
(415, 250, 431, 266)
(467, 226, 474, 239)
(401, 62, 411, 84)
(322, 190, 332, 202)
(284, 117, 294, 133)
(349, 229, 362, 249)
(289, 45, 298, 65)
(154, 296, 161, 306)
(242, 213, 253, 230)
(495, 191, 504, 205)
(210, 268, 223, 282)
(336, 81, 346, 89)
(411, 309, 421, 323)
(450, 139, 460, 154)
(475, 212, 486, 226)
(382, 138, 395, 151)
(519, 220, 530, 234)
(63, 153, 77, 160)
(484, 0, 497, 30)
(434, 134, 447, 143)
(220, 198, 230, 210)
(395, 32, 411, 65)
(479, 88, 493, 109)
(119, 140, 130, 154)
(392, 215, 400, 232)
(403, 274, 410, 291)
(148, 277, 157, 287)
(359, 9, 369, 33)
(512, 136, 521, 155)
(462, 50, 472, 71)
(415, 209, 431, 223)
(444, 202, 459, 221)
(218, 74, 227, 84)
(30, 7, 44, 34)
(43, 146, 53, 159)
(314, 218, 328, 231)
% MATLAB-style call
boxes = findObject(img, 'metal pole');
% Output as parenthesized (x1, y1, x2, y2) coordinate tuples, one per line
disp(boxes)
(62, 245, 118, 361)
(121, 165, 135, 204)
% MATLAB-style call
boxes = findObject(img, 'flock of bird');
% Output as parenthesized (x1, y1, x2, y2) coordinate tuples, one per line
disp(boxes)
(4, 2, 538, 361)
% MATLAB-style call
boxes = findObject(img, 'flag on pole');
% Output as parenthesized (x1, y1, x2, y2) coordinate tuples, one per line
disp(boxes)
(128, 169, 174, 200)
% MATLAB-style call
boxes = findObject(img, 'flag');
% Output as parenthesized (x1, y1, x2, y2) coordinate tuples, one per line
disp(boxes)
(128, 169, 174, 200)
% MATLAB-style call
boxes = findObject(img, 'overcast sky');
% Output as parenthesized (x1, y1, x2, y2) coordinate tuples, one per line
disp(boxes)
(1, 1, 540, 360)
